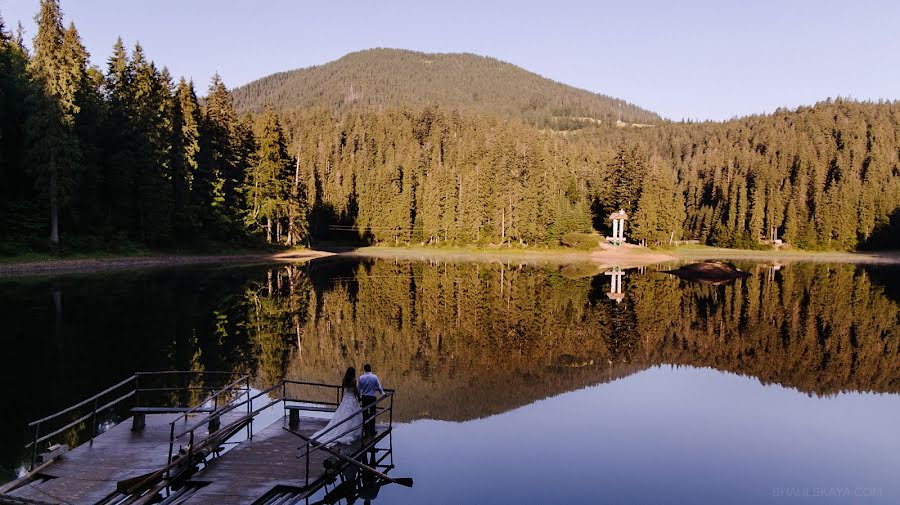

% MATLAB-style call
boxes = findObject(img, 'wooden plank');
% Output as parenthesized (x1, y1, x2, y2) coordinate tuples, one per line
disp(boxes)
(186, 415, 389, 505)
(131, 407, 215, 413)
(6, 410, 247, 505)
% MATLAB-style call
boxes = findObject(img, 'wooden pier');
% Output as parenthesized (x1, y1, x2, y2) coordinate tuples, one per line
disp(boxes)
(0, 372, 398, 505)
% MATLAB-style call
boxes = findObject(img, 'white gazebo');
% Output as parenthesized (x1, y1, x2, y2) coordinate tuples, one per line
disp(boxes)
(607, 209, 628, 246)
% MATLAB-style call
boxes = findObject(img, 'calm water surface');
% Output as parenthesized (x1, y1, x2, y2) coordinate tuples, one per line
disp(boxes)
(1, 258, 898, 504)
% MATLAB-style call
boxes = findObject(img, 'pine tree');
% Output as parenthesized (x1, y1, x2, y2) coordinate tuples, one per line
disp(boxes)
(0, 13, 32, 210)
(100, 37, 136, 235)
(200, 73, 246, 237)
(631, 156, 684, 245)
(24, 0, 85, 252)
(172, 78, 202, 238)
(129, 44, 174, 243)
(245, 106, 291, 242)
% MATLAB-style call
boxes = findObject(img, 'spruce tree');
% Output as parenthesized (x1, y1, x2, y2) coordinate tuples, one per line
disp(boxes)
(25, 0, 85, 252)
(245, 106, 291, 242)
(201, 74, 246, 237)
(172, 78, 202, 238)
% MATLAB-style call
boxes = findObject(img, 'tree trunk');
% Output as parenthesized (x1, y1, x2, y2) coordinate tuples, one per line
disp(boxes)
(49, 172, 60, 254)
(266, 216, 272, 243)
(288, 207, 295, 246)
(290, 143, 302, 246)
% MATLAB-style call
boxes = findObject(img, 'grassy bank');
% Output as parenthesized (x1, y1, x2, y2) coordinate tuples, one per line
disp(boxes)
(336, 244, 597, 264)
(669, 244, 900, 263)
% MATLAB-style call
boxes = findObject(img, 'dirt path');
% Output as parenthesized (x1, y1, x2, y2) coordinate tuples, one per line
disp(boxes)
(0, 250, 332, 277)
(589, 243, 676, 268)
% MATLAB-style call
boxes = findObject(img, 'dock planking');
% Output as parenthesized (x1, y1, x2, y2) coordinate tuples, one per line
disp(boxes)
(3, 376, 399, 504)
(8, 411, 247, 505)
(184, 415, 389, 504)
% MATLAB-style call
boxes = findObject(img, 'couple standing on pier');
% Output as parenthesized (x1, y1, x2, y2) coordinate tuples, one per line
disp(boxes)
(312, 364, 384, 446)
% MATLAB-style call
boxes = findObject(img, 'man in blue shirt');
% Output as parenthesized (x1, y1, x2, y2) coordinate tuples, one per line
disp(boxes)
(357, 363, 384, 436)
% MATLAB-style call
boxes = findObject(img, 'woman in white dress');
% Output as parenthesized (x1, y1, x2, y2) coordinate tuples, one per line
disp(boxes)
(311, 367, 363, 446)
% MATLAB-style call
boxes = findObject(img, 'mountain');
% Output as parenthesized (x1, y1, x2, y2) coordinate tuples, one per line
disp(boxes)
(230, 48, 662, 128)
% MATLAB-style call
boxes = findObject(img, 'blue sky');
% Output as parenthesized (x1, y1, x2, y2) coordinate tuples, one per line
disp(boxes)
(3, 0, 898, 121)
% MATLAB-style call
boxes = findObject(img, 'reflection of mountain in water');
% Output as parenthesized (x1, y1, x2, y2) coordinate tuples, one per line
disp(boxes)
(262, 260, 900, 422)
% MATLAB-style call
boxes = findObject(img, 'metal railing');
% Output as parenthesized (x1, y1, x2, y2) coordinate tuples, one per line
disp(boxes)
(165, 374, 251, 475)
(21, 373, 398, 497)
(24, 371, 243, 471)
(288, 386, 396, 487)
(172, 378, 397, 488)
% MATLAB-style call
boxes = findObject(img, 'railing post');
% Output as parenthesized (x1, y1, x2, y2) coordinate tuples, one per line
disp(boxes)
(90, 398, 98, 444)
(135, 374, 140, 408)
(246, 376, 252, 439)
(188, 430, 194, 467)
(305, 442, 310, 487)
(30, 424, 40, 471)
(166, 422, 175, 480)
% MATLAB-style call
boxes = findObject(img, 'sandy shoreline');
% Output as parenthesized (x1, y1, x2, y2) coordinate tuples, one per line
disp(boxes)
(2, 244, 898, 277)
(0, 250, 332, 277)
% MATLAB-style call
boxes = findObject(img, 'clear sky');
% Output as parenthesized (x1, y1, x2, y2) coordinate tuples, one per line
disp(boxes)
(3, 0, 898, 121)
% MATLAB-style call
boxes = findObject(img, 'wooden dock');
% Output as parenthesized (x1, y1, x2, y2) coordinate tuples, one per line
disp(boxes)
(0, 372, 399, 505)
(5, 411, 247, 504)
(180, 416, 389, 504)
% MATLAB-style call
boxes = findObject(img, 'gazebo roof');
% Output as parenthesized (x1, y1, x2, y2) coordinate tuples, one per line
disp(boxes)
(608, 209, 628, 220)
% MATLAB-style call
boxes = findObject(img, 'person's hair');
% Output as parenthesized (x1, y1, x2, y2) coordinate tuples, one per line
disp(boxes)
(363, 363, 372, 373)
(342, 367, 357, 389)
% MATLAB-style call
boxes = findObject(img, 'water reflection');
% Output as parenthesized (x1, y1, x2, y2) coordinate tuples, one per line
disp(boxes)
(604, 266, 626, 303)
(1, 259, 898, 489)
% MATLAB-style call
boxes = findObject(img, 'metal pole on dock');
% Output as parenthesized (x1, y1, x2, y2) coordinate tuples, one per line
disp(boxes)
(30, 425, 40, 471)
(246, 376, 252, 440)
(90, 398, 98, 444)
(304, 442, 310, 487)
(166, 423, 175, 480)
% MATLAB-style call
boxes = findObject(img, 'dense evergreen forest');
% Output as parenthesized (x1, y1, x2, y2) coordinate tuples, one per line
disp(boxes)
(0, 2, 287, 254)
(591, 101, 900, 250)
(1, 1, 899, 255)
(230, 48, 662, 128)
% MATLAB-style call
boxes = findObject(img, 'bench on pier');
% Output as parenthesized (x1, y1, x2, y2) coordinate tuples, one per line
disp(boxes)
(130, 406, 216, 431)
(284, 404, 390, 430)
(284, 404, 337, 429)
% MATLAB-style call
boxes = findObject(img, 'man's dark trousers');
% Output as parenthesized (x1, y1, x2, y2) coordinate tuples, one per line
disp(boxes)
(361, 395, 377, 435)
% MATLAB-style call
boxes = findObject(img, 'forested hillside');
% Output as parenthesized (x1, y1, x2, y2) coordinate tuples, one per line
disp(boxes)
(1, 1, 899, 256)
(276, 100, 900, 250)
(230, 48, 662, 129)
(589, 100, 900, 250)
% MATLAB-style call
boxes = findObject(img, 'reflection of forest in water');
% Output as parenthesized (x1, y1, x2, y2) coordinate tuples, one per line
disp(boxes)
(1, 259, 898, 471)
(285, 259, 900, 421)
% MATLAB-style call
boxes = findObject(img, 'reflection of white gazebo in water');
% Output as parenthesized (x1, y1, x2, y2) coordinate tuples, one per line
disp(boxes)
(607, 209, 628, 246)
(605, 266, 626, 303)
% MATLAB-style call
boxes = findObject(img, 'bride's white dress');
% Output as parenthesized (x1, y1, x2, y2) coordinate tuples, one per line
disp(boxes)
(311, 387, 362, 446)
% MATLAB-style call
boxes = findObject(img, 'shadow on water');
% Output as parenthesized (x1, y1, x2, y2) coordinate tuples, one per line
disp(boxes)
(1, 258, 898, 485)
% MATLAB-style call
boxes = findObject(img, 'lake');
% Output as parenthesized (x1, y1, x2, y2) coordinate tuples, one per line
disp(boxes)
(1, 257, 898, 504)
